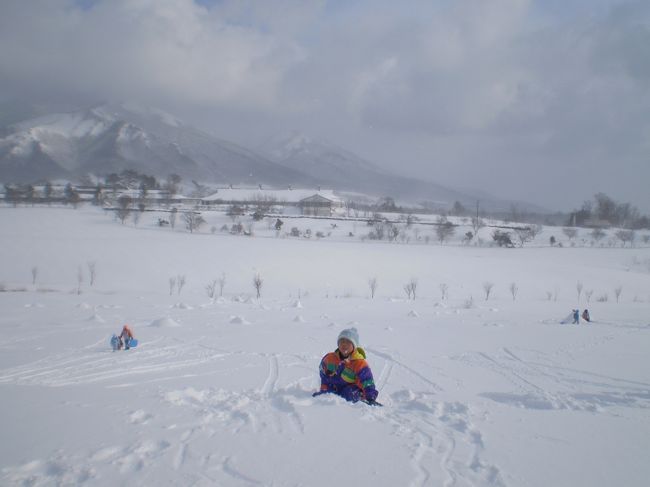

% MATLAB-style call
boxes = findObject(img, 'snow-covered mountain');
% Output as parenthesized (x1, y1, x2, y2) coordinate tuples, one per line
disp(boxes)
(0, 103, 546, 211)
(0, 104, 312, 186)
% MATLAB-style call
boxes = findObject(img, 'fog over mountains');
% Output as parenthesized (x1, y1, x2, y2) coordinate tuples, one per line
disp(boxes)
(0, 104, 544, 211)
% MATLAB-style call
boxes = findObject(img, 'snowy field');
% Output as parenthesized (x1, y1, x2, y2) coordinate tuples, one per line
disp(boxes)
(1, 207, 649, 487)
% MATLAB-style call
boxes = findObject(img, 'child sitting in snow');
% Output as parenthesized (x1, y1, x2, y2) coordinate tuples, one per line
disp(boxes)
(314, 327, 379, 404)
(113, 324, 136, 350)
(572, 309, 580, 324)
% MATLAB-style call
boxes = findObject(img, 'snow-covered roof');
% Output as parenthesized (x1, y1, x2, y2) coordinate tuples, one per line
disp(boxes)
(201, 187, 341, 203)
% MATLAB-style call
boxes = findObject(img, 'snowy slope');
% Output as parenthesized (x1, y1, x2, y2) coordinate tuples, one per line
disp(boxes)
(1, 207, 649, 487)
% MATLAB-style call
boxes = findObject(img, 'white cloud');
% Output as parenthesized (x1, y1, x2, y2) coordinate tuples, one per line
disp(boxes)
(0, 0, 304, 108)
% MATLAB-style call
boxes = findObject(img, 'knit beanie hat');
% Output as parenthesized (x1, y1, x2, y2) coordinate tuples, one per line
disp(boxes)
(337, 327, 359, 349)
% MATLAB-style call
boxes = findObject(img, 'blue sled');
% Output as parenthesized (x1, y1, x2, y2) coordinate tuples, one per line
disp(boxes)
(110, 335, 138, 350)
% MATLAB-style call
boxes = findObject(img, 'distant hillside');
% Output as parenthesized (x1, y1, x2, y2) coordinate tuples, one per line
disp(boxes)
(260, 132, 548, 213)
(0, 104, 312, 187)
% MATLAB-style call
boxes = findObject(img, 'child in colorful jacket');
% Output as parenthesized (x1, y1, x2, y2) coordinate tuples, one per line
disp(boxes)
(315, 327, 379, 404)
(118, 324, 135, 350)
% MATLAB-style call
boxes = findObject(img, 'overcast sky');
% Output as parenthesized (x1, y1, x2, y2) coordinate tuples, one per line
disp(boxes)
(1, 0, 649, 212)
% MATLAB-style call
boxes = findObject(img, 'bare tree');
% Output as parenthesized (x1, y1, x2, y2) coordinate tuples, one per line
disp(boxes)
(562, 227, 578, 243)
(205, 280, 217, 299)
(177, 275, 186, 295)
(440, 283, 449, 300)
(515, 228, 536, 247)
(591, 228, 606, 243)
(435, 217, 455, 244)
(528, 224, 543, 240)
(169, 208, 178, 230)
(576, 281, 583, 301)
(483, 281, 494, 301)
(116, 195, 132, 224)
(253, 273, 263, 299)
(166, 173, 182, 196)
(76, 265, 83, 294)
(409, 278, 419, 300)
(218, 272, 226, 297)
(31, 266, 38, 285)
(169, 276, 176, 296)
(510, 282, 518, 301)
(615, 230, 635, 247)
(471, 216, 485, 237)
(403, 278, 418, 300)
(368, 277, 378, 299)
(585, 289, 594, 303)
(183, 212, 206, 233)
(87, 261, 97, 287)
(614, 285, 623, 303)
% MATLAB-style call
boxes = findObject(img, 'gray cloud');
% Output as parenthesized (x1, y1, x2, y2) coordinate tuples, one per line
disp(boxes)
(0, 0, 648, 211)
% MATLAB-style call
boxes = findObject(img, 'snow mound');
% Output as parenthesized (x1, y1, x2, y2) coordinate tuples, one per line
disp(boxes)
(293, 300, 303, 309)
(150, 317, 181, 328)
(293, 315, 306, 323)
(76, 302, 92, 309)
(408, 310, 419, 317)
(229, 315, 250, 325)
(172, 302, 193, 310)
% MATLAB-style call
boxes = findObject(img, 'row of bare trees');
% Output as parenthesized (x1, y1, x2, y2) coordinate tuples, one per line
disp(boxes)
(28, 262, 97, 294)
(365, 277, 626, 303)
(169, 273, 264, 299)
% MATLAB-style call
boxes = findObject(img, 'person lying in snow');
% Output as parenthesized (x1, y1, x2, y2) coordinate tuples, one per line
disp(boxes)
(117, 324, 136, 350)
(314, 327, 379, 404)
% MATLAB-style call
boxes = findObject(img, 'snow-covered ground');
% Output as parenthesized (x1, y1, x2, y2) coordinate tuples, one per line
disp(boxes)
(1, 207, 649, 486)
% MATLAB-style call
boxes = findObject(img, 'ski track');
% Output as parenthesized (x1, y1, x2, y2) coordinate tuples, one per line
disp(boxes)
(368, 347, 444, 392)
(0, 338, 229, 387)
(260, 353, 279, 396)
(455, 346, 650, 414)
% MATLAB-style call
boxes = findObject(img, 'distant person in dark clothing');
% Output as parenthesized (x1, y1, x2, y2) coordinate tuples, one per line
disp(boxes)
(572, 309, 580, 324)
(582, 309, 591, 322)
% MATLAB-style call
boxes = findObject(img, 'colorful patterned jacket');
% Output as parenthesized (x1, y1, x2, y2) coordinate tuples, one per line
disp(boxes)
(319, 347, 378, 402)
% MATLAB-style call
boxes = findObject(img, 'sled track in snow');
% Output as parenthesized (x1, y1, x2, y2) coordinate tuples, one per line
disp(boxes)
(373, 392, 506, 487)
(260, 354, 279, 396)
(456, 348, 650, 414)
(0, 337, 230, 387)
